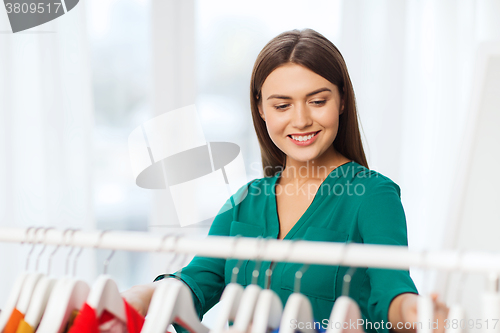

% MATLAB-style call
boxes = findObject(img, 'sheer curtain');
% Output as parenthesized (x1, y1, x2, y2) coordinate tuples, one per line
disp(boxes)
(0, 2, 96, 302)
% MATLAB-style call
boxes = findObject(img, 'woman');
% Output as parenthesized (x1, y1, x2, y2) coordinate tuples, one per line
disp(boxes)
(122, 28, 449, 333)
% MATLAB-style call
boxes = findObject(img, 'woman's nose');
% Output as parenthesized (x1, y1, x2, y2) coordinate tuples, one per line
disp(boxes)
(291, 103, 313, 128)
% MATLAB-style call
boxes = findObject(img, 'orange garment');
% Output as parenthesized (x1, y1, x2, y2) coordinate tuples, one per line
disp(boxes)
(14, 319, 34, 333)
(4, 308, 24, 333)
(62, 310, 80, 333)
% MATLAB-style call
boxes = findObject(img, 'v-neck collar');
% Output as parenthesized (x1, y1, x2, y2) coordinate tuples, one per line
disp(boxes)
(269, 160, 356, 240)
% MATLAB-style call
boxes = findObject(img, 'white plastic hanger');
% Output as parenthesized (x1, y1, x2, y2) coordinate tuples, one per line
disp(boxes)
(24, 276, 57, 328)
(444, 257, 466, 333)
(417, 251, 434, 333)
(212, 283, 244, 332)
(279, 253, 316, 333)
(446, 304, 466, 333)
(0, 227, 39, 331)
(24, 227, 59, 328)
(232, 236, 268, 333)
(481, 273, 500, 333)
(251, 262, 283, 333)
(17, 228, 53, 315)
(232, 284, 262, 332)
(0, 272, 30, 330)
(327, 296, 364, 333)
(36, 229, 91, 333)
(417, 295, 434, 333)
(141, 233, 209, 333)
(279, 238, 316, 333)
(327, 242, 364, 333)
(279, 292, 315, 333)
(142, 278, 209, 333)
(86, 230, 127, 323)
(211, 236, 244, 333)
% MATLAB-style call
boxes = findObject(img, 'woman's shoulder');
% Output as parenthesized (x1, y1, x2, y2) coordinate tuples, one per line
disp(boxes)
(347, 161, 402, 197)
(228, 175, 275, 206)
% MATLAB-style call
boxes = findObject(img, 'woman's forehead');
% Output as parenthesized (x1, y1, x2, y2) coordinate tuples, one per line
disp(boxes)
(262, 64, 337, 98)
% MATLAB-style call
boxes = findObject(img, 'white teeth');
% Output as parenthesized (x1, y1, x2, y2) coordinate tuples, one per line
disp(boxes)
(291, 132, 316, 142)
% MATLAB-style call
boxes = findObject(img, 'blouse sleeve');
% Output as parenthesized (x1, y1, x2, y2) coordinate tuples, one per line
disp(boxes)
(153, 182, 250, 333)
(357, 179, 419, 333)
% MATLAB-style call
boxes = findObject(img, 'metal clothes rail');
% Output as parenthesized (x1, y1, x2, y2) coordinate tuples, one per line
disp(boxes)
(0, 227, 500, 274)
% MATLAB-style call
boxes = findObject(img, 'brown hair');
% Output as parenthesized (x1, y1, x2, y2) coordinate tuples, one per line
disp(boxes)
(250, 28, 368, 177)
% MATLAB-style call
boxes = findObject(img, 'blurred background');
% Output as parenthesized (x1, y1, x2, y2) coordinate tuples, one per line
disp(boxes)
(1, 0, 500, 329)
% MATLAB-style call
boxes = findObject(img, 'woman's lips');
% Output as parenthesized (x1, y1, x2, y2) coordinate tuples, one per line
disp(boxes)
(287, 130, 320, 146)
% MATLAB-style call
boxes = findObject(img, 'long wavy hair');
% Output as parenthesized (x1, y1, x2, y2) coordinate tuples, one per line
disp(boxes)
(250, 28, 368, 177)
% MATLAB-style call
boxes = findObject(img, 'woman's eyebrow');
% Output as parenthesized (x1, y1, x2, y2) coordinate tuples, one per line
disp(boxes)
(266, 87, 332, 100)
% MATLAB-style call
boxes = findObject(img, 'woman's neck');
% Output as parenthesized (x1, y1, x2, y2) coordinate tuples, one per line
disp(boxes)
(281, 146, 350, 182)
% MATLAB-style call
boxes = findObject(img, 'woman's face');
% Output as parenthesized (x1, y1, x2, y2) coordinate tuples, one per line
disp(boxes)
(258, 63, 344, 165)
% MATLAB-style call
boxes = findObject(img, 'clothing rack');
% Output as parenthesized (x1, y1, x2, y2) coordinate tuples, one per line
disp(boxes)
(0, 227, 499, 274)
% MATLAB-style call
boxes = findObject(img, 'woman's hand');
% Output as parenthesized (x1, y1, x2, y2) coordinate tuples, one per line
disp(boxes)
(389, 292, 450, 333)
(121, 282, 159, 317)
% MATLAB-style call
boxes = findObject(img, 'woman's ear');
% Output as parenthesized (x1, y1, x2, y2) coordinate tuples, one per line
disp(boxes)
(258, 104, 266, 121)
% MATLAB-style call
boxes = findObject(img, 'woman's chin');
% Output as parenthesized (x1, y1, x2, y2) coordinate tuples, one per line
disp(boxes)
(285, 153, 322, 164)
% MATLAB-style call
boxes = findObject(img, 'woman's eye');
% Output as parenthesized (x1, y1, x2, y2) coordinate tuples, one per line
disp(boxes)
(311, 100, 326, 106)
(274, 104, 290, 110)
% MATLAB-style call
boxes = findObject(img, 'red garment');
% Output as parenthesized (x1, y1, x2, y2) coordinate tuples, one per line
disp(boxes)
(68, 299, 145, 333)
(123, 299, 144, 333)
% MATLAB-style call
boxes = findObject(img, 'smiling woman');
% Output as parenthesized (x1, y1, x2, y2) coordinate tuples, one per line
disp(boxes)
(121, 28, 449, 333)
(250, 30, 368, 178)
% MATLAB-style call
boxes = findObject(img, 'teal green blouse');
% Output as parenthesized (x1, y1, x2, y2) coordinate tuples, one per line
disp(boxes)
(155, 161, 419, 333)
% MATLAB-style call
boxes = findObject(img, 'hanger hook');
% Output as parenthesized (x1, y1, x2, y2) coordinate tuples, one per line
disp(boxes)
(35, 227, 54, 271)
(47, 228, 72, 275)
(278, 239, 304, 294)
(169, 233, 186, 280)
(23, 226, 35, 270)
(22, 227, 34, 247)
(177, 233, 190, 269)
(156, 233, 178, 274)
(451, 250, 467, 305)
(340, 240, 356, 297)
(230, 235, 244, 284)
(95, 230, 115, 275)
(26, 227, 44, 271)
(421, 249, 432, 295)
(251, 236, 266, 285)
(65, 229, 78, 275)
(264, 239, 295, 289)
(156, 233, 171, 254)
(166, 233, 181, 274)
(72, 232, 84, 277)
(294, 263, 310, 294)
(260, 237, 276, 289)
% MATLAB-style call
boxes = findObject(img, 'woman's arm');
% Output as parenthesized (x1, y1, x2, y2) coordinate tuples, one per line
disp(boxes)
(388, 292, 449, 333)
(356, 178, 430, 333)
(121, 180, 254, 320)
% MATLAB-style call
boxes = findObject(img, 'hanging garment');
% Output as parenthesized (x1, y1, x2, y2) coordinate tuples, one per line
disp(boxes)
(154, 161, 419, 333)
(68, 299, 144, 333)
(62, 310, 80, 333)
(14, 320, 34, 333)
(9, 305, 79, 333)
(4, 308, 24, 333)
